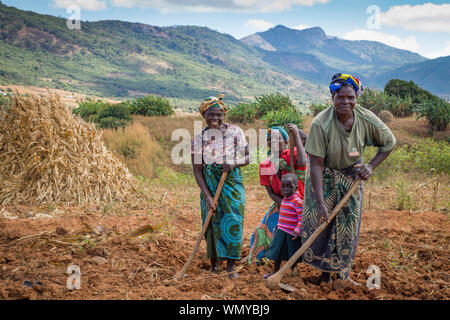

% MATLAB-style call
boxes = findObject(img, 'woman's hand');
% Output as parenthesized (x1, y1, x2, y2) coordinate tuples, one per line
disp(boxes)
(292, 229, 301, 240)
(355, 163, 373, 181)
(285, 123, 299, 137)
(317, 202, 328, 224)
(206, 194, 216, 212)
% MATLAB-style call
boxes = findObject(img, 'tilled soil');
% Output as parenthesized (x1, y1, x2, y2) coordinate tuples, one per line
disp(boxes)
(0, 188, 448, 300)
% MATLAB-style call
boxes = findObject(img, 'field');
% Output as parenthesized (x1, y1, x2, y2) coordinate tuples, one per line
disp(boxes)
(0, 92, 449, 300)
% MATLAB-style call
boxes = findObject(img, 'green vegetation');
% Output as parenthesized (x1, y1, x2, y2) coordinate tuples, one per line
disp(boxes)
(384, 79, 436, 103)
(364, 138, 449, 179)
(227, 92, 304, 128)
(358, 88, 414, 117)
(414, 98, 449, 132)
(129, 95, 175, 116)
(262, 108, 304, 129)
(73, 98, 131, 129)
(309, 102, 330, 116)
(73, 94, 176, 129)
(227, 102, 258, 124)
(0, 3, 324, 108)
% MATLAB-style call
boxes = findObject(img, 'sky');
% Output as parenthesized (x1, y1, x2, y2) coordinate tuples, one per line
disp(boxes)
(2, 0, 450, 59)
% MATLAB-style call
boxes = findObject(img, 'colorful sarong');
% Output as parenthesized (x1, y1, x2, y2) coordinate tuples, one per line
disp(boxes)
(301, 162, 363, 280)
(248, 203, 280, 265)
(200, 164, 245, 260)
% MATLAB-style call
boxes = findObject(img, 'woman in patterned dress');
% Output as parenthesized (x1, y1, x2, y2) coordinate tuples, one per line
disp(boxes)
(302, 73, 396, 284)
(191, 94, 250, 279)
(248, 124, 307, 265)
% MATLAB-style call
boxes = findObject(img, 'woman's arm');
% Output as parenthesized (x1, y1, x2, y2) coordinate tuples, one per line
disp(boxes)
(285, 124, 307, 167)
(191, 154, 215, 211)
(309, 154, 329, 223)
(222, 145, 250, 171)
(264, 185, 283, 206)
(357, 149, 394, 180)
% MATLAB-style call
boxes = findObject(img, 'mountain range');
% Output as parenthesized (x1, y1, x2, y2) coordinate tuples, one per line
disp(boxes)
(0, 3, 448, 108)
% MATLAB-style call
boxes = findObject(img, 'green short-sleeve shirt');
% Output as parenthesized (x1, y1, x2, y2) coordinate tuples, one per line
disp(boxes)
(305, 105, 396, 169)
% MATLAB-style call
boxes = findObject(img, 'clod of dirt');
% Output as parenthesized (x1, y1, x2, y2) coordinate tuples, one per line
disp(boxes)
(88, 275, 101, 287)
(90, 256, 107, 265)
(53, 254, 72, 263)
(5, 254, 16, 263)
(86, 247, 108, 258)
(56, 227, 67, 236)
(31, 283, 45, 294)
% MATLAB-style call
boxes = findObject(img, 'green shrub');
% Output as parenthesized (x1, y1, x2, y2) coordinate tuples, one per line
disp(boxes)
(73, 99, 131, 129)
(255, 92, 295, 118)
(98, 116, 129, 129)
(309, 103, 331, 116)
(387, 95, 414, 117)
(364, 138, 450, 177)
(227, 102, 258, 124)
(358, 88, 388, 115)
(414, 99, 449, 132)
(129, 95, 175, 117)
(228, 93, 298, 124)
(262, 108, 305, 129)
(73, 98, 105, 122)
(384, 79, 436, 104)
(394, 175, 416, 211)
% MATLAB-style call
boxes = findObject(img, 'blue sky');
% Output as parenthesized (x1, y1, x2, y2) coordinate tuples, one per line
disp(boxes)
(3, 0, 450, 58)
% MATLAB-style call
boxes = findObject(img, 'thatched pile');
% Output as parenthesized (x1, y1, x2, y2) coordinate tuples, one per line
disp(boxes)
(0, 94, 138, 205)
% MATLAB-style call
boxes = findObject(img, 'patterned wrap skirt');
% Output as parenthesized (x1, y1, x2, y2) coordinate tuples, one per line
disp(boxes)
(200, 164, 246, 260)
(248, 202, 280, 265)
(301, 161, 363, 280)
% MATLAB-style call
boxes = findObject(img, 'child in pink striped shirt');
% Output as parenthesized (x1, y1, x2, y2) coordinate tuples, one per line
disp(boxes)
(264, 173, 303, 279)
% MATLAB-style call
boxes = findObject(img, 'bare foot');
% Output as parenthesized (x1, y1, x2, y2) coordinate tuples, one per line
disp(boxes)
(210, 267, 220, 275)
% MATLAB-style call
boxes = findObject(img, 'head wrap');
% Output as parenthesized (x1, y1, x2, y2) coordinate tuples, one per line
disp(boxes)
(329, 73, 363, 97)
(199, 94, 228, 116)
(267, 126, 288, 156)
(267, 126, 288, 143)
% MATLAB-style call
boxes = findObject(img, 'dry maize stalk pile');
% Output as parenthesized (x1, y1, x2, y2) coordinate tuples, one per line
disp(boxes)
(0, 94, 138, 205)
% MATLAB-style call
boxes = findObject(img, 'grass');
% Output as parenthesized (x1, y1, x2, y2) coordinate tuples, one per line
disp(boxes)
(95, 112, 450, 214)
(101, 122, 163, 178)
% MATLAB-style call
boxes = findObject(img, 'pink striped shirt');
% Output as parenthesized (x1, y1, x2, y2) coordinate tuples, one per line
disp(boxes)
(277, 191, 303, 236)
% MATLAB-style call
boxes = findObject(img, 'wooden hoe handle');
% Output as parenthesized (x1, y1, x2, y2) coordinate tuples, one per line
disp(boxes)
(175, 171, 228, 280)
(265, 178, 362, 290)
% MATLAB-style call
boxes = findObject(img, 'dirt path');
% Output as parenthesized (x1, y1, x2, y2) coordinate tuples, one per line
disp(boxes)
(0, 187, 448, 300)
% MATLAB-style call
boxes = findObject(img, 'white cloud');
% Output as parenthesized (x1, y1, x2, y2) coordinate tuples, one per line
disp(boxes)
(343, 28, 420, 53)
(381, 3, 450, 32)
(243, 19, 274, 33)
(52, 0, 107, 11)
(425, 42, 450, 59)
(291, 24, 311, 30)
(110, 0, 329, 13)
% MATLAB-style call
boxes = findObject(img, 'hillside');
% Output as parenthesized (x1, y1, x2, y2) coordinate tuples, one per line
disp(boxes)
(244, 25, 426, 72)
(1, 3, 448, 106)
(245, 26, 450, 98)
(0, 3, 325, 107)
(375, 56, 450, 99)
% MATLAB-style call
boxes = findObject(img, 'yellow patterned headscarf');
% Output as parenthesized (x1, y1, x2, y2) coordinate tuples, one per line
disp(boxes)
(199, 94, 228, 116)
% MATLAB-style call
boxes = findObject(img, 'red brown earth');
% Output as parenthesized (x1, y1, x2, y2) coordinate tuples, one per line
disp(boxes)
(0, 185, 448, 300)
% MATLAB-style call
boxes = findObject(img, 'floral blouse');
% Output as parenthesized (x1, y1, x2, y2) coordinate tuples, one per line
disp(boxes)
(191, 123, 248, 166)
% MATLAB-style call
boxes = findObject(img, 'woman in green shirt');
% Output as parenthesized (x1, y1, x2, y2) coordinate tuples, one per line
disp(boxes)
(302, 73, 396, 284)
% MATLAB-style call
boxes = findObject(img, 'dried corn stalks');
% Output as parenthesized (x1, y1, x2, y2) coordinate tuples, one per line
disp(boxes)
(0, 93, 138, 205)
